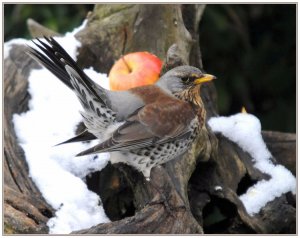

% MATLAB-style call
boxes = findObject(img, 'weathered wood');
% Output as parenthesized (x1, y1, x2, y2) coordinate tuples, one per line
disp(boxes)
(254, 194, 296, 234)
(27, 18, 61, 38)
(188, 133, 268, 234)
(4, 4, 295, 234)
(4, 45, 54, 233)
(76, 166, 203, 234)
(262, 131, 296, 175)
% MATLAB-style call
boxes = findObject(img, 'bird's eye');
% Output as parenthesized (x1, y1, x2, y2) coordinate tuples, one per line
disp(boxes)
(182, 77, 192, 83)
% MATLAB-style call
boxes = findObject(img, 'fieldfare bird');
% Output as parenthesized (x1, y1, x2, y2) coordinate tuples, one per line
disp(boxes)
(27, 37, 215, 180)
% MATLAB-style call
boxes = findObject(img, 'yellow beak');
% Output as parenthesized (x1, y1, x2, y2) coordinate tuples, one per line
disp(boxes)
(194, 74, 216, 85)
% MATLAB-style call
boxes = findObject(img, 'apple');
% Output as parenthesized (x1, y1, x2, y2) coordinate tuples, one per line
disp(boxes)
(109, 52, 163, 91)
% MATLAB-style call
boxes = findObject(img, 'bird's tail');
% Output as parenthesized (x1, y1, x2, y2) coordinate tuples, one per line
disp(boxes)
(27, 36, 107, 106)
(27, 36, 116, 145)
(55, 129, 97, 146)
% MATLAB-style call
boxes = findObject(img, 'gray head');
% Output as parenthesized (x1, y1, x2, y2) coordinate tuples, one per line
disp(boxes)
(156, 65, 216, 94)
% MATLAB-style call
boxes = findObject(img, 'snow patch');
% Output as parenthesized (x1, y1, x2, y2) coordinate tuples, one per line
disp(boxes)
(208, 113, 296, 215)
(9, 20, 111, 234)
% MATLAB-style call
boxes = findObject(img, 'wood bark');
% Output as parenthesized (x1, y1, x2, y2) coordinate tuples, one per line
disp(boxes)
(4, 4, 296, 234)
(4, 45, 54, 234)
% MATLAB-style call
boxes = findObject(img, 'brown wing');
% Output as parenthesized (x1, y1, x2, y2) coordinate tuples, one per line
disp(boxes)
(76, 98, 196, 156)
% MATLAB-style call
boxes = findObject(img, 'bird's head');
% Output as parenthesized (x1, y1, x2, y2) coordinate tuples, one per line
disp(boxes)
(157, 65, 216, 94)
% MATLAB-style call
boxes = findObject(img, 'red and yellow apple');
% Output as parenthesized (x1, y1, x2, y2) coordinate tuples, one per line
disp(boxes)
(108, 52, 162, 91)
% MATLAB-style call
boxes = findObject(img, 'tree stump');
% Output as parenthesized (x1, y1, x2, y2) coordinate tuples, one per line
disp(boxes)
(4, 4, 296, 234)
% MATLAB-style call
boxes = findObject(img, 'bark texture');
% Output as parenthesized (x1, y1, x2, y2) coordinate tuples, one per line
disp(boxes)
(4, 4, 296, 234)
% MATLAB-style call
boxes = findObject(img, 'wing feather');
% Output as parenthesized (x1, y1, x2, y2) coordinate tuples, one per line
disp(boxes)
(77, 99, 196, 156)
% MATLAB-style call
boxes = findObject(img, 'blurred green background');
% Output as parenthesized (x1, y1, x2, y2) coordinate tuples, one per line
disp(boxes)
(200, 4, 296, 133)
(4, 4, 296, 133)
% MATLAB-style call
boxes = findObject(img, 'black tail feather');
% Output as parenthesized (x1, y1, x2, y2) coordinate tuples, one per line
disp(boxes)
(27, 36, 111, 148)
(27, 39, 73, 89)
(55, 130, 97, 146)
(43, 37, 104, 101)
(27, 36, 107, 105)
(76, 138, 115, 156)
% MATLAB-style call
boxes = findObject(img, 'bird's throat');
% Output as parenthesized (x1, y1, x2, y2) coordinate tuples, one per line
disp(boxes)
(179, 85, 206, 127)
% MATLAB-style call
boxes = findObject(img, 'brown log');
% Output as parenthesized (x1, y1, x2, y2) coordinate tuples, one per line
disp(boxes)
(4, 45, 54, 233)
(262, 131, 296, 176)
(4, 4, 295, 234)
(27, 18, 61, 38)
